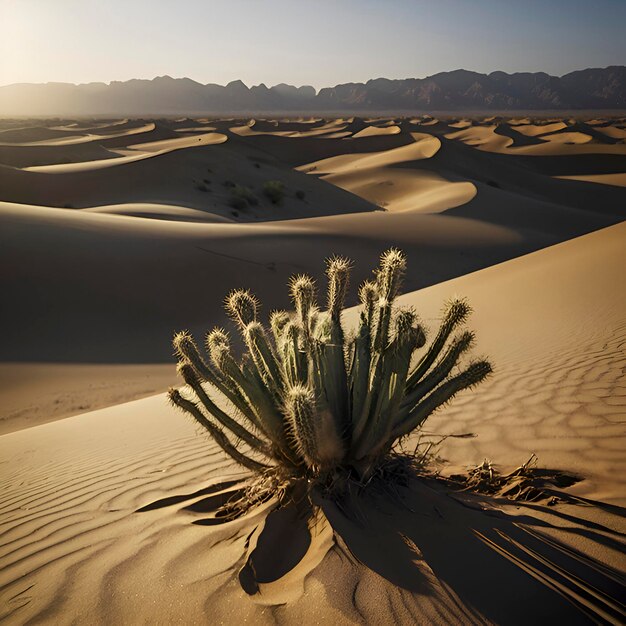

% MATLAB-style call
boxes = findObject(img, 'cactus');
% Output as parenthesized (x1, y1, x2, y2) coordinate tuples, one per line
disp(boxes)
(169, 248, 492, 492)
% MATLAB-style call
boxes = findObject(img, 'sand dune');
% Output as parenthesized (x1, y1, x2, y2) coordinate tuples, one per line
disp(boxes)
(447, 120, 472, 129)
(230, 118, 348, 138)
(0, 139, 376, 218)
(297, 133, 475, 212)
(0, 142, 122, 168)
(405, 116, 626, 157)
(512, 121, 568, 136)
(1, 115, 625, 432)
(351, 124, 401, 138)
(445, 124, 513, 150)
(0, 123, 157, 147)
(23, 132, 228, 173)
(0, 125, 90, 143)
(83, 202, 235, 221)
(539, 131, 593, 144)
(556, 172, 626, 187)
(595, 125, 626, 140)
(298, 132, 441, 174)
(0, 224, 623, 624)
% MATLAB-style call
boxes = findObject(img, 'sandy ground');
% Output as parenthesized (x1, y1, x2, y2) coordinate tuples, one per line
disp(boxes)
(0, 115, 625, 623)
(0, 223, 624, 624)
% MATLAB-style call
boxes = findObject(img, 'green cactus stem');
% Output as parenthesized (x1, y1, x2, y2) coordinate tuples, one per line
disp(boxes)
(168, 388, 270, 473)
(392, 361, 493, 441)
(285, 384, 344, 471)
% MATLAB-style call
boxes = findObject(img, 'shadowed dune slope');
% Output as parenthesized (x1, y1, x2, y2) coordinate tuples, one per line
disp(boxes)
(0, 140, 377, 219)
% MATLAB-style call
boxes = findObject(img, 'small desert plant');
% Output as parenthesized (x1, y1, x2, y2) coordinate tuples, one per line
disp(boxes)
(295, 189, 306, 201)
(262, 180, 285, 204)
(229, 185, 258, 210)
(169, 249, 492, 502)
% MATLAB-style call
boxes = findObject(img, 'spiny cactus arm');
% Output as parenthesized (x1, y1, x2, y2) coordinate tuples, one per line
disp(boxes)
(400, 330, 475, 414)
(349, 281, 377, 439)
(406, 299, 471, 391)
(284, 384, 318, 469)
(270, 310, 290, 345)
(351, 258, 407, 455)
(306, 334, 328, 404)
(390, 360, 492, 442)
(359, 280, 378, 325)
(281, 322, 307, 387)
(324, 256, 352, 435)
(352, 313, 421, 459)
(285, 385, 344, 471)
(238, 358, 293, 448)
(244, 321, 284, 394)
(351, 353, 392, 460)
(173, 331, 213, 380)
(205, 329, 268, 432)
(225, 289, 258, 330)
(168, 389, 270, 473)
(349, 317, 373, 442)
(175, 329, 262, 431)
(376, 249, 406, 303)
(223, 356, 302, 468)
(225, 289, 284, 394)
(374, 315, 426, 450)
(371, 249, 406, 353)
(177, 363, 273, 459)
(326, 256, 352, 322)
(313, 313, 350, 439)
(289, 274, 317, 341)
(209, 336, 284, 446)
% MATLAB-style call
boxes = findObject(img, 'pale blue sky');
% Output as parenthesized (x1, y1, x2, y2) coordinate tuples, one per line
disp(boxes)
(1, 0, 624, 88)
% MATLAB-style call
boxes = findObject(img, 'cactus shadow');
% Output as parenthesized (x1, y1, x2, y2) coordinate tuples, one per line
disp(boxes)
(135, 478, 243, 513)
(136, 474, 626, 621)
(315, 477, 626, 624)
(238, 498, 314, 595)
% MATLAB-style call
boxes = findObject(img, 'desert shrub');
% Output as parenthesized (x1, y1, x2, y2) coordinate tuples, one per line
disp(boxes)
(295, 190, 306, 201)
(229, 185, 258, 210)
(196, 183, 209, 192)
(262, 180, 284, 204)
(170, 250, 492, 504)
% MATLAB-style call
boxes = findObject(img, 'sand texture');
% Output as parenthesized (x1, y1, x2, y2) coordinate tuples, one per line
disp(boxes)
(1, 115, 625, 624)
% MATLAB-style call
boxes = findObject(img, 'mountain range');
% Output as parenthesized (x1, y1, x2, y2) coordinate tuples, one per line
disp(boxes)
(1, 66, 624, 116)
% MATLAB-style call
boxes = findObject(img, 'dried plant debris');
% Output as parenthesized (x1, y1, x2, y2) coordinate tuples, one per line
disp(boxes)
(448, 454, 582, 504)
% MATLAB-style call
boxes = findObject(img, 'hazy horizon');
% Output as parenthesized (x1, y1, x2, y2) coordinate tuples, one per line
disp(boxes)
(2, 0, 625, 89)
(2, 65, 625, 91)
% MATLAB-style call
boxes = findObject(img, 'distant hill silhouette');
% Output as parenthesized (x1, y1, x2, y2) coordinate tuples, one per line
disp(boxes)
(1, 67, 624, 115)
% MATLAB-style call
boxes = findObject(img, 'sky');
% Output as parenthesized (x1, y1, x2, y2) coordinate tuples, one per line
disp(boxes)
(1, 0, 625, 89)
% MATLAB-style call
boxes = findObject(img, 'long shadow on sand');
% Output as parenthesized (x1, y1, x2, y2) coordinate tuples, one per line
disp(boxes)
(137, 470, 626, 624)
